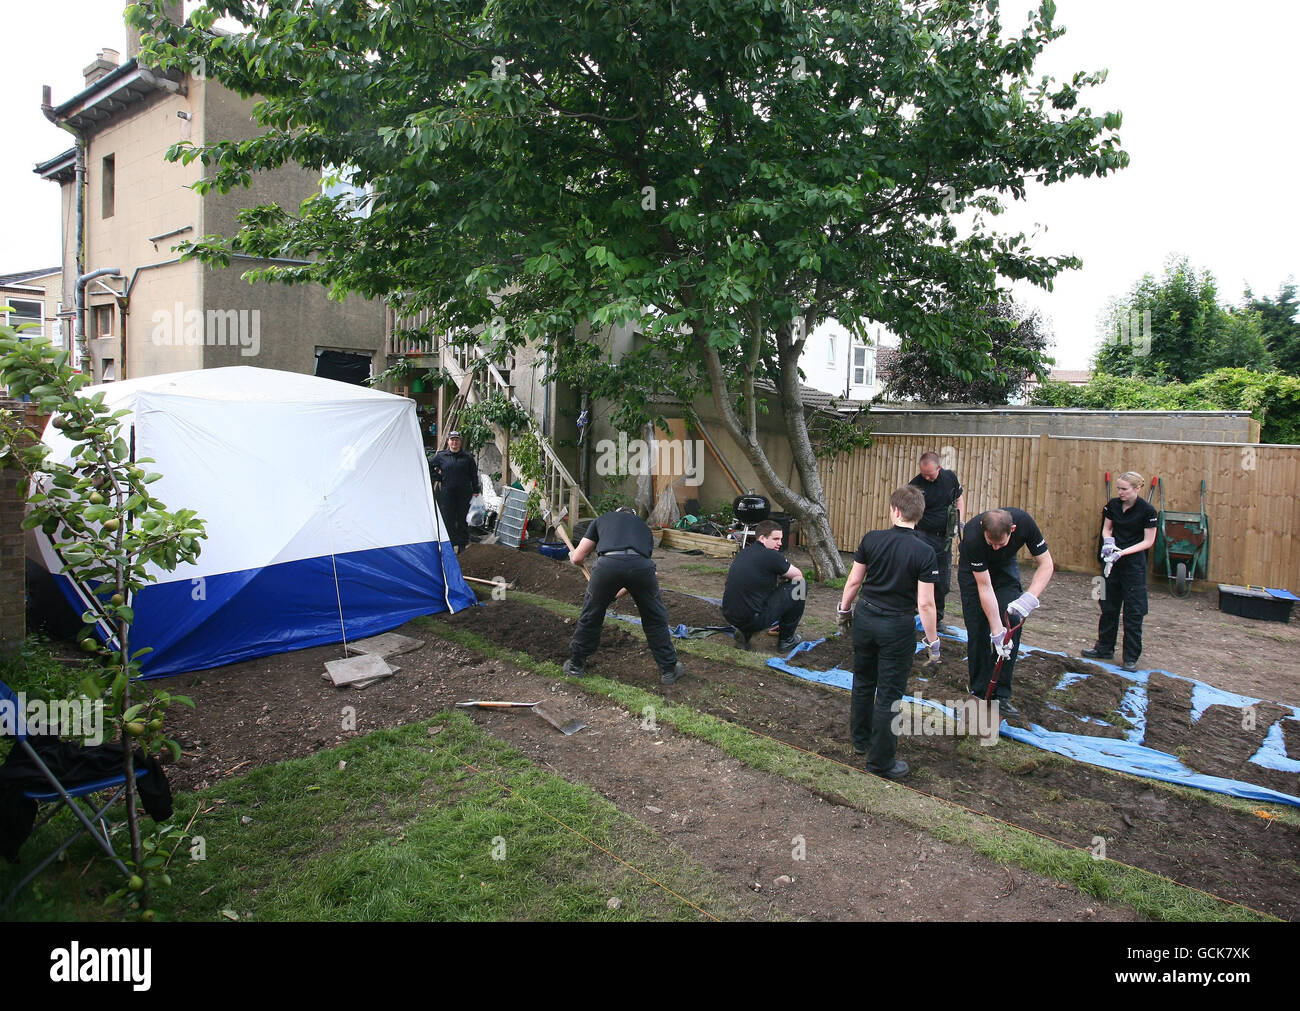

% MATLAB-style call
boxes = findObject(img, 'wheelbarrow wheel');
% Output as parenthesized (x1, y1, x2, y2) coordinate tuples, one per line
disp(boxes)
(1174, 561, 1190, 598)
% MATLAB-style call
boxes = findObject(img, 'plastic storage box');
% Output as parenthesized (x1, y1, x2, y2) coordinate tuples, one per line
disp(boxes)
(1217, 585, 1296, 622)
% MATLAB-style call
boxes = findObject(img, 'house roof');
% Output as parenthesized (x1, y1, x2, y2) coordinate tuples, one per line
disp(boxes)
(0, 267, 60, 287)
(33, 148, 76, 183)
(45, 58, 184, 136)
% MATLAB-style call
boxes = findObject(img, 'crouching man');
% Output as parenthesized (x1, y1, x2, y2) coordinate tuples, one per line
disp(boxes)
(721, 520, 806, 653)
(837, 486, 939, 781)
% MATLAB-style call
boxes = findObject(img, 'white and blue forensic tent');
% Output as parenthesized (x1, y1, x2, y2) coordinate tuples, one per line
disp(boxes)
(32, 367, 476, 677)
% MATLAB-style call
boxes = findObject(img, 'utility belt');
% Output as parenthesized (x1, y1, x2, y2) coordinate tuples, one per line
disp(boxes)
(598, 548, 646, 557)
(857, 599, 912, 618)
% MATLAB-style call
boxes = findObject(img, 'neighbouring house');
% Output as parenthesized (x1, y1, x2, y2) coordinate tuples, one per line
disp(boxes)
(801, 318, 883, 401)
(1021, 368, 1092, 399)
(34, 2, 386, 386)
(0, 266, 64, 344)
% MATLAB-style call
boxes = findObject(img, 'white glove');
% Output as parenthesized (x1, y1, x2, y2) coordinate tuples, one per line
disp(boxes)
(922, 637, 941, 666)
(1007, 592, 1039, 622)
(1101, 538, 1121, 565)
(990, 631, 1013, 660)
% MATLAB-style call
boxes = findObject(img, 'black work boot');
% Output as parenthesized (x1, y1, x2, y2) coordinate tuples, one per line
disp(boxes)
(1081, 646, 1113, 660)
(562, 658, 586, 678)
(661, 661, 686, 685)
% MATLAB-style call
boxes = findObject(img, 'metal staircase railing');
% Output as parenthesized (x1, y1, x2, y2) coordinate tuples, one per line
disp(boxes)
(440, 343, 594, 534)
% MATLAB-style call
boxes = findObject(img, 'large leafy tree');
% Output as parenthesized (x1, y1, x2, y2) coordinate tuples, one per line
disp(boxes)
(1096, 256, 1272, 382)
(881, 298, 1054, 403)
(1245, 280, 1300, 374)
(129, 0, 1126, 577)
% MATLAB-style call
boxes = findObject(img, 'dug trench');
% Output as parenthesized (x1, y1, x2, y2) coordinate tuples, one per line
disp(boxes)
(152, 621, 1134, 921)
(436, 596, 1300, 920)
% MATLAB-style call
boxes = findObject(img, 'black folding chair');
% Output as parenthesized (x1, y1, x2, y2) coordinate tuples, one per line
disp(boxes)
(1, 677, 148, 912)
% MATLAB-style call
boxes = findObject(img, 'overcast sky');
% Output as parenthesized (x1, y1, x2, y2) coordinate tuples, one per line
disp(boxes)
(3, 1, 1296, 369)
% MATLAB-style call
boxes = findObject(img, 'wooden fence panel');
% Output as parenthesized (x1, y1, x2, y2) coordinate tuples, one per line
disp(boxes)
(818, 434, 1300, 589)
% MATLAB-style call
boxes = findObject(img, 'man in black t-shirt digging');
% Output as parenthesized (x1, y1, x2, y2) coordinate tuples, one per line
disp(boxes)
(721, 520, 806, 652)
(837, 485, 940, 781)
(562, 508, 685, 685)
(956, 508, 1055, 717)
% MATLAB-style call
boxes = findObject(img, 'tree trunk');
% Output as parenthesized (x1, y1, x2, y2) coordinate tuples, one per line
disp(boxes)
(691, 331, 848, 580)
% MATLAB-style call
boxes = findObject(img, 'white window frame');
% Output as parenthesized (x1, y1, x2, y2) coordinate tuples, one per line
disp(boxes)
(4, 298, 45, 340)
(852, 343, 874, 388)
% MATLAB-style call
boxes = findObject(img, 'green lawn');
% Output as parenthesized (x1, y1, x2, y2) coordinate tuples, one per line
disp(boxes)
(2, 712, 755, 922)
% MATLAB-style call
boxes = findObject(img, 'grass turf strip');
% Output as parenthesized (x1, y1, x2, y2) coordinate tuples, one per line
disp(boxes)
(1, 712, 755, 922)
(426, 614, 1275, 923)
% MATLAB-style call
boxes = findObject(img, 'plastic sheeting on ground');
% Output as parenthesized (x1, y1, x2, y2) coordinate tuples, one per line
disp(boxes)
(768, 624, 1300, 808)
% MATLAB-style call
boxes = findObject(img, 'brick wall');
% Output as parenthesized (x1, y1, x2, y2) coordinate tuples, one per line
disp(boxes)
(0, 399, 47, 657)
(865, 408, 1257, 444)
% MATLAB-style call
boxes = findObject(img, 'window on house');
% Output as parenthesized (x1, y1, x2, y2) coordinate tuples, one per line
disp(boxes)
(852, 344, 874, 387)
(314, 348, 372, 385)
(4, 299, 44, 339)
(826, 336, 835, 366)
(94, 304, 115, 337)
(102, 154, 115, 218)
(101, 359, 116, 382)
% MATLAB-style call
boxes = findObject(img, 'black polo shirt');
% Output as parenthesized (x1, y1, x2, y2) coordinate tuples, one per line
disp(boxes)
(909, 468, 963, 536)
(957, 508, 1049, 574)
(583, 511, 654, 557)
(722, 542, 791, 622)
(1103, 497, 1158, 550)
(853, 526, 939, 614)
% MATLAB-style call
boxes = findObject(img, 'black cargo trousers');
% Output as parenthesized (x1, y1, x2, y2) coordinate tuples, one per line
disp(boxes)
(957, 559, 1026, 702)
(1097, 553, 1148, 663)
(568, 552, 679, 674)
(849, 605, 917, 774)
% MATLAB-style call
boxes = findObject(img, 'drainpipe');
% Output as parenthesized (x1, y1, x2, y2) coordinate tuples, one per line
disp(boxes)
(42, 85, 87, 370)
(76, 268, 122, 376)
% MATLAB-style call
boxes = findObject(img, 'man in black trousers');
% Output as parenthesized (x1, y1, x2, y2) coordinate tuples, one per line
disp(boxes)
(429, 430, 478, 554)
(909, 451, 964, 629)
(562, 508, 685, 685)
(721, 520, 806, 652)
(956, 508, 1055, 717)
(837, 485, 940, 781)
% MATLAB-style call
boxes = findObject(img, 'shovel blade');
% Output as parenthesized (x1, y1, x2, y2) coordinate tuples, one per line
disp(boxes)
(532, 699, 585, 736)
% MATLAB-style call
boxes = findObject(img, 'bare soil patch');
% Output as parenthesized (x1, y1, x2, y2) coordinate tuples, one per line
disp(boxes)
(443, 597, 1300, 919)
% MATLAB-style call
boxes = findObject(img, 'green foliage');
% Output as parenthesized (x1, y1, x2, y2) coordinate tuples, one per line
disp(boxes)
(1095, 256, 1273, 382)
(368, 356, 454, 393)
(0, 330, 207, 915)
(1245, 280, 1300, 374)
(593, 489, 637, 516)
(1030, 368, 1300, 443)
(128, 0, 1126, 546)
(884, 299, 1055, 403)
(457, 391, 532, 452)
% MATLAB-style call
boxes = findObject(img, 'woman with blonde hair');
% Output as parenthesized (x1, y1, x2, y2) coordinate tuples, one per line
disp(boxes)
(1082, 471, 1158, 671)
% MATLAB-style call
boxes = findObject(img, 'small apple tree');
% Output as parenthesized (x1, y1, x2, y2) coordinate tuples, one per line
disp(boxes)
(0, 332, 206, 917)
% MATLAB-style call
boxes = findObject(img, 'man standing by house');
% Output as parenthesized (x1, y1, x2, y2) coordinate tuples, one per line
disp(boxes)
(909, 451, 964, 630)
(721, 520, 806, 652)
(430, 431, 478, 553)
(837, 485, 940, 781)
(563, 507, 685, 685)
(956, 508, 1055, 717)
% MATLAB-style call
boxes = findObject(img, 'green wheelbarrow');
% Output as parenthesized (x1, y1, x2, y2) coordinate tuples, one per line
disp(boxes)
(1153, 477, 1210, 597)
